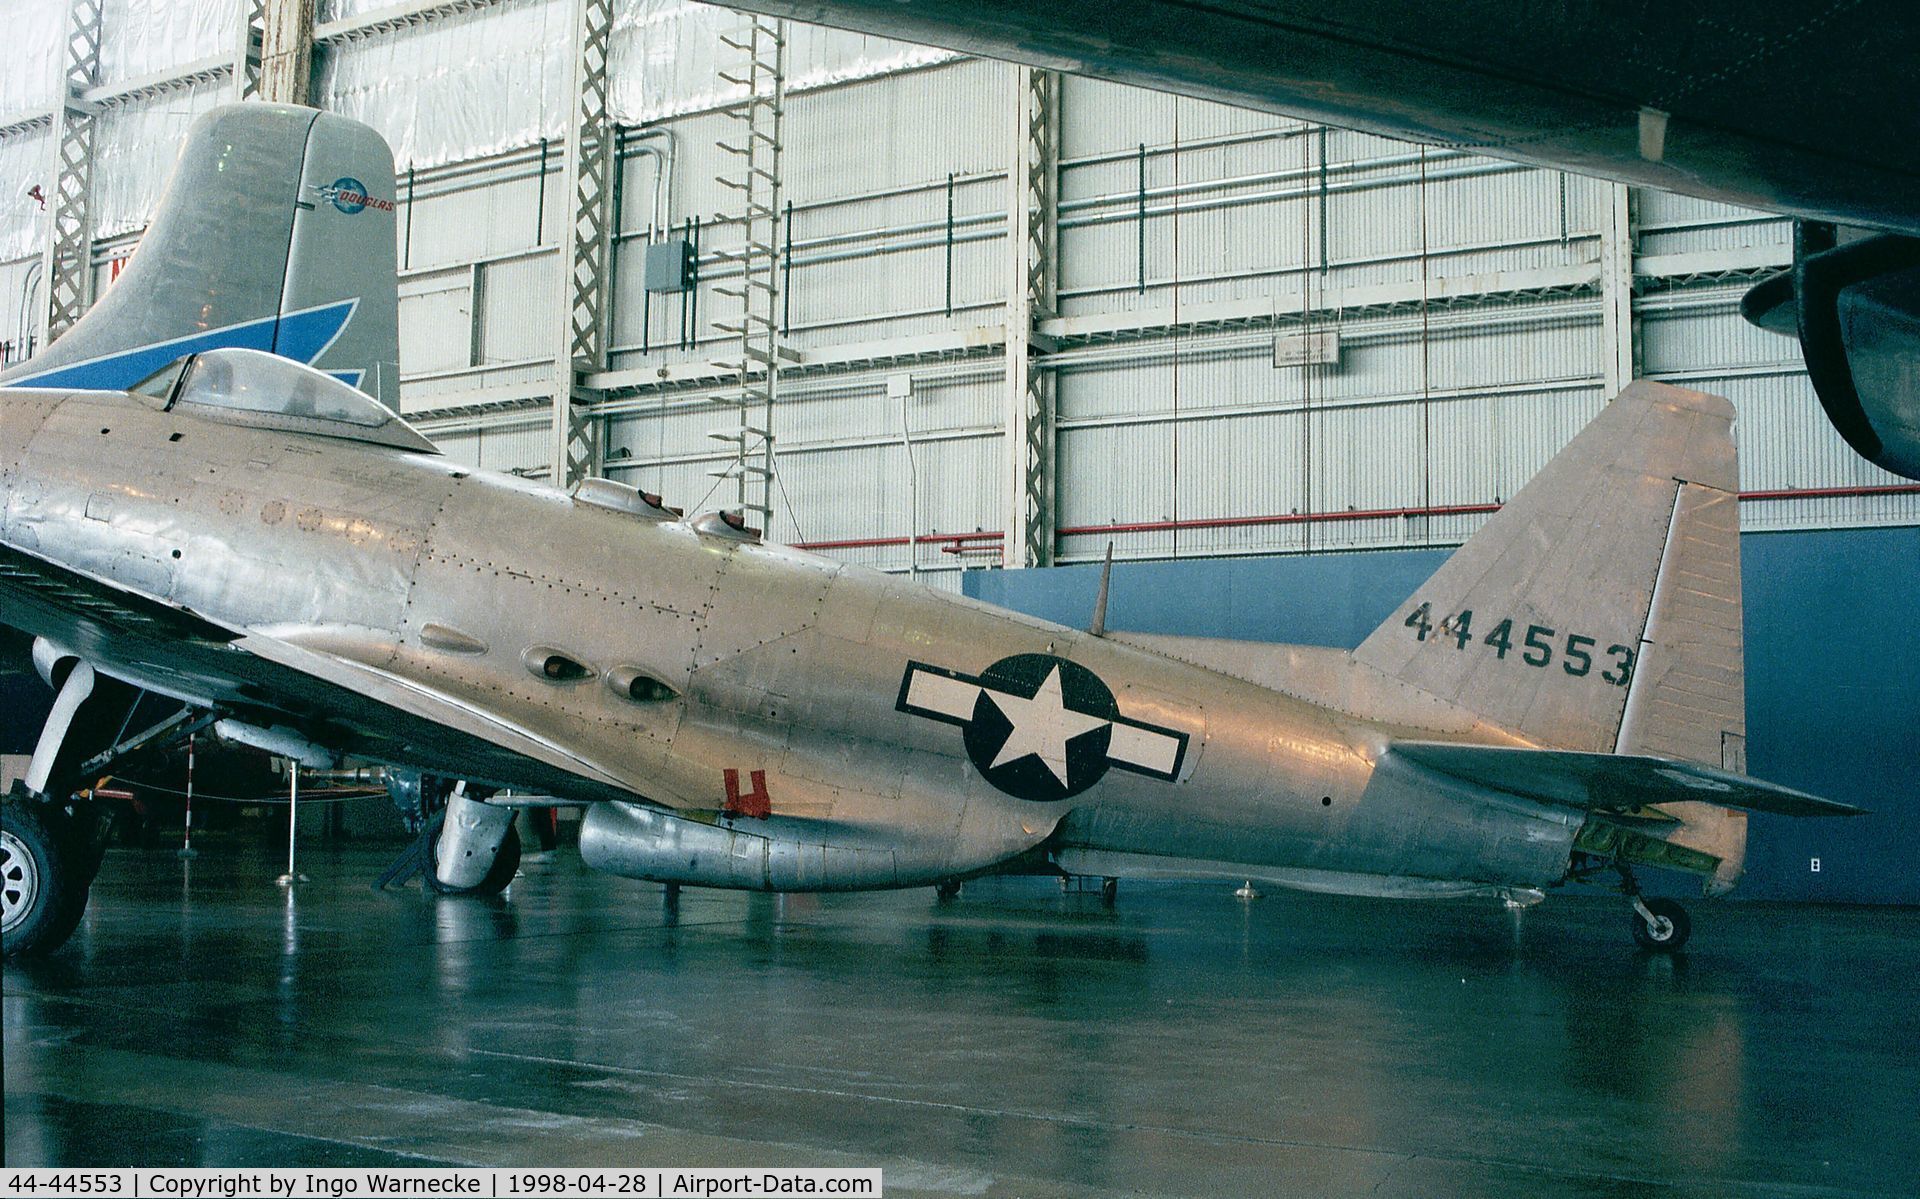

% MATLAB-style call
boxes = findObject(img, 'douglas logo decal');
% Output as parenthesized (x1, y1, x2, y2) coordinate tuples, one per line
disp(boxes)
(315, 177, 395, 215)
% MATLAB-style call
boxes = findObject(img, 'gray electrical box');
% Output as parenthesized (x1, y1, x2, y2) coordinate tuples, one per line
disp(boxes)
(645, 238, 695, 293)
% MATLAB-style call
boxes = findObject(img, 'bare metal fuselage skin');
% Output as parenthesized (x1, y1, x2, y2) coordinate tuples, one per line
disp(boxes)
(0, 386, 1577, 896)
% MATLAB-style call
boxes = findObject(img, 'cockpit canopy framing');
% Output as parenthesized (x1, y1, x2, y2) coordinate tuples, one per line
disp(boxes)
(132, 348, 438, 454)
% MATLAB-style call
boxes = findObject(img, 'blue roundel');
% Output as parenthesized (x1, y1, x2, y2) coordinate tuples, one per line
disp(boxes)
(327, 177, 369, 215)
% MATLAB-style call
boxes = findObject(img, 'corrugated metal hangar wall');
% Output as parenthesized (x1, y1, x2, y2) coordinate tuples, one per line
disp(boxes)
(2, 0, 1916, 897)
(5, 0, 1917, 574)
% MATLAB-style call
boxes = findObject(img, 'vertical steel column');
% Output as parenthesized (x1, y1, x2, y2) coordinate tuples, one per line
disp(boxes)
(38, 0, 103, 347)
(708, 13, 787, 523)
(1600, 182, 1636, 397)
(1004, 65, 1059, 568)
(258, 0, 315, 105)
(550, 0, 615, 488)
(234, 0, 266, 100)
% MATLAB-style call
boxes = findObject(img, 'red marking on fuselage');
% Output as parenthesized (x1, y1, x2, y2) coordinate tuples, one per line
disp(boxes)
(723, 768, 771, 819)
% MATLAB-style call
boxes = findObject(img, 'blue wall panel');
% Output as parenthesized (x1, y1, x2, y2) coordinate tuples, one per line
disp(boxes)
(966, 526, 1920, 904)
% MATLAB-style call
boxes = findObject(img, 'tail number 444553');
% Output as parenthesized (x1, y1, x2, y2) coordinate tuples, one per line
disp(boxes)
(1404, 603, 1635, 686)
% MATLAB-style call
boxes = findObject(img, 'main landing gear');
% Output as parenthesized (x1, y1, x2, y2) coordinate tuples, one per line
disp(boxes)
(429, 788, 521, 896)
(2, 794, 88, 958)
(3, 641, 213, 959)
(377, 776, 521, 897)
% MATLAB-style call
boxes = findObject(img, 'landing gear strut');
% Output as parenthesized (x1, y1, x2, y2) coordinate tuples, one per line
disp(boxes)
(4, 640, 215, 959)
(1617, 861, 1692, 953)
(4, 648, 102, 958)
(427, 787, 520, 896)
(376, 776, 520, 895)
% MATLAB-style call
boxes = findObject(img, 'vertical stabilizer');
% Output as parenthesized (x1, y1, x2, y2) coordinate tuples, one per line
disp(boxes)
(1, 104, 399, 408)
(1354, 382, 1744, 760)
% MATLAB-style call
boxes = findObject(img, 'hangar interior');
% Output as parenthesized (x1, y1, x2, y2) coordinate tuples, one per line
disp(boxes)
(2, 0, 1918, 1190)
(4, 0, 1916, 574)
(3, 0, 1914, 889)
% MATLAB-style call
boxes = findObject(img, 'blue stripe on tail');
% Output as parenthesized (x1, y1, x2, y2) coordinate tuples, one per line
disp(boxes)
(3, 300, 357, 393)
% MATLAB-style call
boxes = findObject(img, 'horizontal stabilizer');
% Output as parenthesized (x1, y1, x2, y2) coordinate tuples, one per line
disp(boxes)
(1390, 741, 1865, 819)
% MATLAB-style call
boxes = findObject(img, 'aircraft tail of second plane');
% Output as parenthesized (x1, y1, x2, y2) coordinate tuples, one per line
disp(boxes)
(1, 103, 400, 409)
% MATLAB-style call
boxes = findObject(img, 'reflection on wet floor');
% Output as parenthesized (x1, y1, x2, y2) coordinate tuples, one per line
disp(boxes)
(4, 839, 1916, 1198)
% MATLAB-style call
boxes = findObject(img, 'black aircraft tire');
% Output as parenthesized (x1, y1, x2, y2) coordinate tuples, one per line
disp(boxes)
(428, 823, 522, 897)
(67, 801, 112, 882)
(1631, 897, 1692, 953)
(2, 798, 90, 959)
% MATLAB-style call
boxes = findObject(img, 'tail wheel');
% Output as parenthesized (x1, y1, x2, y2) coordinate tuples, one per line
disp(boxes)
(2, 798, 90, 958)
(428, 823, 522, 896)
(1631, 897, 1692, 953)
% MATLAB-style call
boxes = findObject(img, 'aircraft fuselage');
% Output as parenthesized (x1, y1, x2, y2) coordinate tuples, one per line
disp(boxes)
(1, 386, 1579, 896)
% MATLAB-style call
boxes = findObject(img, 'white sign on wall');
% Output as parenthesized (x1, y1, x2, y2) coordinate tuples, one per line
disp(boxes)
(1273, 329, 1340, 368)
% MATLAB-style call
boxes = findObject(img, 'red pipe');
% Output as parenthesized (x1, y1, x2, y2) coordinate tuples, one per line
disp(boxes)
(791, 484, 1920, 553)
(1737, 483, 1920, 502)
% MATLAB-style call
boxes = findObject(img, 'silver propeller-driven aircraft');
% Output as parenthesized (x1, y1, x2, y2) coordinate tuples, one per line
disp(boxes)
(0, 107, 1862, 961)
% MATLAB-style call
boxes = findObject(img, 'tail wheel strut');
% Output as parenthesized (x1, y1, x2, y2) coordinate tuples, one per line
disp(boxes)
(1616, 861, 1693, 953)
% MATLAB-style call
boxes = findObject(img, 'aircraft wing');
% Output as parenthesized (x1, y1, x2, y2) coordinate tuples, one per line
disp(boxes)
(1, 537, 242, 651)
(733, 2, 1920, 479)
(232, 630, 650, 800)
(0, 540, 641, 804)
(735, 0, 1920, 237)
(1389, 740, 1865, 819)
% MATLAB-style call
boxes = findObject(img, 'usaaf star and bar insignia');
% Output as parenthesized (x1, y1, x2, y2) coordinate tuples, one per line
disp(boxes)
(895, 653, 1189, 803)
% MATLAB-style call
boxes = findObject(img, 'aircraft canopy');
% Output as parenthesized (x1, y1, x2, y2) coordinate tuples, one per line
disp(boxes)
(137, 348, 437, 454)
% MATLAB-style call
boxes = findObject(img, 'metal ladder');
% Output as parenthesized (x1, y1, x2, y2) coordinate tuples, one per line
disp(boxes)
(707, 12, 788, 523)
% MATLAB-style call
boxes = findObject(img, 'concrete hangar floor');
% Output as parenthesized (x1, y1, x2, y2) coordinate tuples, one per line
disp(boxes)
(4, 839, 1914, 1198)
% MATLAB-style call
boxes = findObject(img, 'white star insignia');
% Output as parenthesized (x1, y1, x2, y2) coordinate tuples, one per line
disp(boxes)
(984, 664, 1111, 786)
